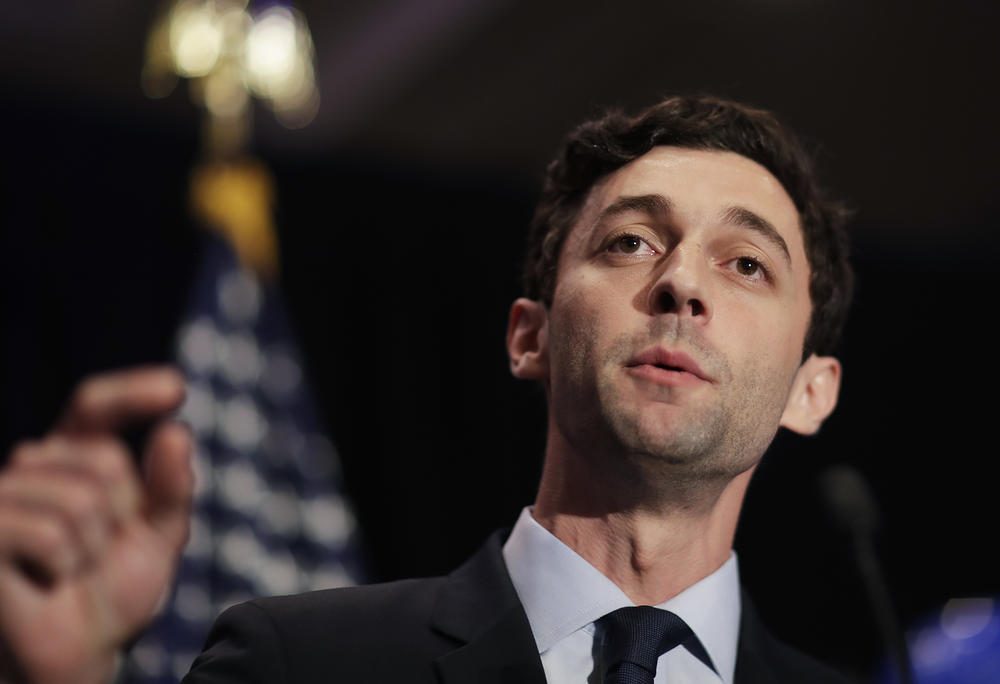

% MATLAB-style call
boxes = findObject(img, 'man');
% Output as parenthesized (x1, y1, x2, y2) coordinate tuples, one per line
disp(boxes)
(0, 94, 853, 683)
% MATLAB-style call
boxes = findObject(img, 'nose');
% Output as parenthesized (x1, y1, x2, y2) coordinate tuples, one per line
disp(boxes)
(646, 243, 713, 323)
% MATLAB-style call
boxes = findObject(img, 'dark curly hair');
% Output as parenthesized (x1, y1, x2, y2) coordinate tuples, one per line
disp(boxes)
(523, 95, 853, 359)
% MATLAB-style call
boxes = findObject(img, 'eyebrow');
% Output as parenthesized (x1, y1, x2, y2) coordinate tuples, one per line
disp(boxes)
(719, 205, 791, 265)
(594, 194, 673, 226)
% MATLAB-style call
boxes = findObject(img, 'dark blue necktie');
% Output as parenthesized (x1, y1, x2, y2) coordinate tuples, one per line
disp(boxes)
(598, 606, 714, 684)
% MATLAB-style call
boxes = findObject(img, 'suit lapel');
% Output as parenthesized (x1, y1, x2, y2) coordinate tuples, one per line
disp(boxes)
(430, 531, 547, 684)
(433, 605, 547, 684)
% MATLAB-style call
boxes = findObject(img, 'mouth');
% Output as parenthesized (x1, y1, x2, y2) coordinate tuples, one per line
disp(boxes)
(625, 348, 712, 384)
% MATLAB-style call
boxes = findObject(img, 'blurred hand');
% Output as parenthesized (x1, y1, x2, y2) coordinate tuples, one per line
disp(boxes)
(0, 367, 193, 684)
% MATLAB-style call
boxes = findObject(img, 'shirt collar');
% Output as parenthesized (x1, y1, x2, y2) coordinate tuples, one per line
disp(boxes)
(502, 506, 742, 684)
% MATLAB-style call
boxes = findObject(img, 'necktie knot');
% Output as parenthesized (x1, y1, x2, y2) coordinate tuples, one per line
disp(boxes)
(598, 606, 694, 684)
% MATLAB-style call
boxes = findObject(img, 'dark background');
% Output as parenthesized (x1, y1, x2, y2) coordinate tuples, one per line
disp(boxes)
(2, 1, 997, 680)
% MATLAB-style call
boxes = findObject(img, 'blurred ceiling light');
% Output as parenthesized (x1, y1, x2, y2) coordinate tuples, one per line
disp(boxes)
(245, 8, 299, 96)
(143, 0, 320, 141)
(170, 1, 224, 77)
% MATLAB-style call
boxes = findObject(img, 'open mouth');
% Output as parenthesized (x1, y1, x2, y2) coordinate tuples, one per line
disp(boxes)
(652, 363, 685, 372)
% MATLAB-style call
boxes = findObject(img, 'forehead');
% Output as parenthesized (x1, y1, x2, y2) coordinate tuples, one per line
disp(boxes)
(571, 146, 806, 265)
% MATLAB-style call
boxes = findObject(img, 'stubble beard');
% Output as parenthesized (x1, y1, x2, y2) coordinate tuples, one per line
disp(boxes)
(552, 320, 792, 501)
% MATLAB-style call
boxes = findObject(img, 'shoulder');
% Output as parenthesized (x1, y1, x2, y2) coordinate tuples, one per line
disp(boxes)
(183, 532, 523, 684)
(737, 595, 860, 684)
(184, 577, 455, 684)
(741, 635, 859, 684)
(249, 576, 449, 635)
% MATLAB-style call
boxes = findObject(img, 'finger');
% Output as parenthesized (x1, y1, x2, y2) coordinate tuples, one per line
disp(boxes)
(142, 422, 193, 552)
(0, 469, 113, 571)
(0, 500, 85, 583)
(57, 366, 186, 434)
(9, 436, 142, 522)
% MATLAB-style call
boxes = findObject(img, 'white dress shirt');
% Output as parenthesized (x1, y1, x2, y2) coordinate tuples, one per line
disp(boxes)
(502, 507, 741, 684)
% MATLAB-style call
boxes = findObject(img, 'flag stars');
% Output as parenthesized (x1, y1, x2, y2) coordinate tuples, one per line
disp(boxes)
(127, 237, 362, 684)
(218, 269, 260, 325)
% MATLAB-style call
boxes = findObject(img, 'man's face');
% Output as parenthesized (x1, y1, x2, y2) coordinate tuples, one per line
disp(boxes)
(541, 146, 815, 482)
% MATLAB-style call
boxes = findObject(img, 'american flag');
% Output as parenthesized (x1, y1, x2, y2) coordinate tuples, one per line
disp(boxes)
(122, 232, 366, 683)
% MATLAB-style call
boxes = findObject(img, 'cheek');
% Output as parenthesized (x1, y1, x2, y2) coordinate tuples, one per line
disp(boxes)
(552, 272, 601, 332)
(716, 298, 806, 383)
(549, 292, 596, 373)
(549, 276, 622, 377)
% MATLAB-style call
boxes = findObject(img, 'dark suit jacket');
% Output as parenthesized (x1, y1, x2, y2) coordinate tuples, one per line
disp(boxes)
(183, 532, 855, 683)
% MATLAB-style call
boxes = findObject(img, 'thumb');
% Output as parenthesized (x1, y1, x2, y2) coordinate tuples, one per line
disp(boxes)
(143, 422, 194, 553)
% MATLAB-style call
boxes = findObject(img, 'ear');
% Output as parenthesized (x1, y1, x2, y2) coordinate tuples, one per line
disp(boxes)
(506, 298, 549, 381)
(779, 354, 842, 435)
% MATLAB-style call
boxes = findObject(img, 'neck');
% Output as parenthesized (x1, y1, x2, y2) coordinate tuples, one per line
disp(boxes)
(532, 427, 754, 606)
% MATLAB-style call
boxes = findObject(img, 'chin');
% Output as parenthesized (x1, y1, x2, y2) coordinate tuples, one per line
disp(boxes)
(608, 407, 751, 479)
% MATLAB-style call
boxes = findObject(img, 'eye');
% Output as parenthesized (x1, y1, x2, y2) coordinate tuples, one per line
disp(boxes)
(732, 256, 769, 281)
(607, 234, 656, 256)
